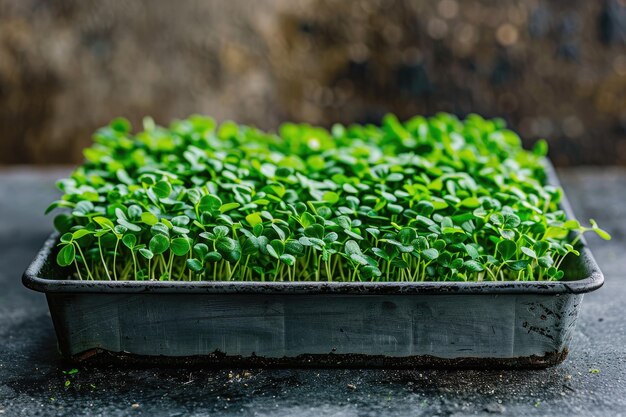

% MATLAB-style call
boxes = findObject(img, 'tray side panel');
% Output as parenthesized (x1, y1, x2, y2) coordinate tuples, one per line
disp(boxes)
(514, 293, 583, 356)
(47, 294, 121, 355)
(46, 293, 581, 366)
(118, 295, 287, 356)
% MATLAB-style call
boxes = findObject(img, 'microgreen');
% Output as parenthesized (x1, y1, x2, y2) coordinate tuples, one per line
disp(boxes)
(46, 113, 610, 282)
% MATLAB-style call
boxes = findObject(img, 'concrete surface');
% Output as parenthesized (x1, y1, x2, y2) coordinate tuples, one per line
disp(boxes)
(0, 166, 624, 417)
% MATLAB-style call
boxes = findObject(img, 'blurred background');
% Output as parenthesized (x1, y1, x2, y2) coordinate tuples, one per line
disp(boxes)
(0, 0, 624, 166)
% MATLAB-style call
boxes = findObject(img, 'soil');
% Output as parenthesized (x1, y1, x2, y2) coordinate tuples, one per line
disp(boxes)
(73, 348, 569, 369)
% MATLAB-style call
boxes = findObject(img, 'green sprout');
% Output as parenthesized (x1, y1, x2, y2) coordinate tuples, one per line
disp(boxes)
(46, 113, 610, 282)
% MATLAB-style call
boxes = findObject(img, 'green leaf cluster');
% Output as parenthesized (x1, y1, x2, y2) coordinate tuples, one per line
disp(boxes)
(47, 113, 610, 282)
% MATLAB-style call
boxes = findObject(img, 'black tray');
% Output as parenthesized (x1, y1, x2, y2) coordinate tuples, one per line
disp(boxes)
(22, 161, 604, 367)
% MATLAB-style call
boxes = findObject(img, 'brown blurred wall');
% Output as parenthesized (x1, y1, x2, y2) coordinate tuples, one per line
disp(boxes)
(0, 0, 625, 165)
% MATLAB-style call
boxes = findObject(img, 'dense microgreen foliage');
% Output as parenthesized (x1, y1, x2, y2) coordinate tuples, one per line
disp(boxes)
(46, 113, 610, 282)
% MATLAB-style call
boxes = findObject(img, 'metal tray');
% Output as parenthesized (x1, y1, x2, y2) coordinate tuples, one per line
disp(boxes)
(22, 163, 604, 368)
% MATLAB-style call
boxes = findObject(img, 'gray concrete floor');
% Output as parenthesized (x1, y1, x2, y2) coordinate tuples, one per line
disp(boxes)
(0, 167, 624, 417)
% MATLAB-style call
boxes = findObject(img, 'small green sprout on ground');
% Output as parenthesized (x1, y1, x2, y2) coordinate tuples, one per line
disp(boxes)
(46, 113, 610, 282)
(61, 368, 79, 389)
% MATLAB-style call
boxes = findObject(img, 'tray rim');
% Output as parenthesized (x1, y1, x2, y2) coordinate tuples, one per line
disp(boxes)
(22, 160, 604, 295)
